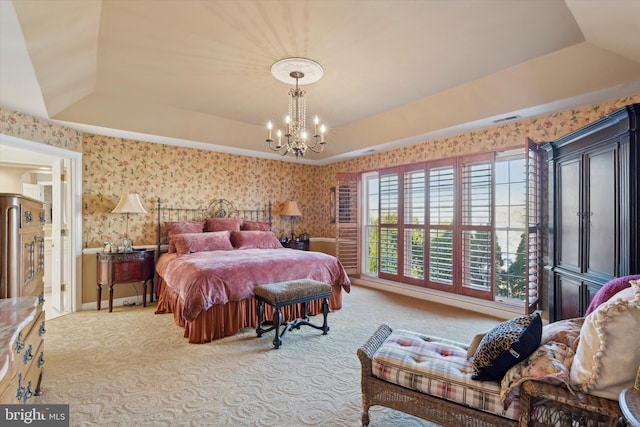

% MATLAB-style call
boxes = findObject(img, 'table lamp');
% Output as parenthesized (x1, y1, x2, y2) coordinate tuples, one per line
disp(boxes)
(280, 201, 302, 241)
(112, 193, 148, 252)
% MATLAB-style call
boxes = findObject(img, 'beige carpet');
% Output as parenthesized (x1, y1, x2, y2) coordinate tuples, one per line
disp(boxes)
(35, 285, 503, 426)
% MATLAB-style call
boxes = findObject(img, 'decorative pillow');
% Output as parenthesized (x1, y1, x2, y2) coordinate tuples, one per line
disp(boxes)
(584, 274, 640, 315)
(230, 231, 282, 249)
(241, 220, 271, 231)
(472, 312, 542, 381)
(569, 282, 640, 400)
(205, 217, 243, 232)
(466, 332, 487, 359)
(500, 341, 575, 407)
(172, 231, 233, 255)
(164, 221, 204, 253)
(541, 317, 584, 353)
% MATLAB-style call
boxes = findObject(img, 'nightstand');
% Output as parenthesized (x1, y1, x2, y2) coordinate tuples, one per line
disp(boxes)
(96, 250, 154, 312)
(281, 240, 309, 251)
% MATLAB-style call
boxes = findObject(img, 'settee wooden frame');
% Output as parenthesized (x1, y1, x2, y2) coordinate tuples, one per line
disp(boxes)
(358, 324, 625, 427)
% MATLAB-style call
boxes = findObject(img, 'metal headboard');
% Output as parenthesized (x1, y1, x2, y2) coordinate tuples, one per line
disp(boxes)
(155, 198, 272, 250)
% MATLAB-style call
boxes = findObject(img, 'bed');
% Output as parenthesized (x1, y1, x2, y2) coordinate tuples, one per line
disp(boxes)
(153, 199, 351, 343)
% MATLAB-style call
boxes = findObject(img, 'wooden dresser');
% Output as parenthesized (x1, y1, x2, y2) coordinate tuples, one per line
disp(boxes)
(0, 193, 46, 306)
(0, 297, 45, 403)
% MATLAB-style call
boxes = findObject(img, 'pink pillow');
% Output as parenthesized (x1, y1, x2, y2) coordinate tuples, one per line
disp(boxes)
(584, 275, 640, 315)
(172, 231, 233, 255)
(241, 221, 271, 231)
(165, 221, 204, 253)
(205, 217, 243, 232)
(230, 231, 282, 249)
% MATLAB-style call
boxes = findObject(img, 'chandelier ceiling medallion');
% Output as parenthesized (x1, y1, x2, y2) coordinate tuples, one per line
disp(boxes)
(266, 57, 326, 158)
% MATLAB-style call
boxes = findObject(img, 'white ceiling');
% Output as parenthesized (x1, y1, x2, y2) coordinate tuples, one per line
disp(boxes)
(1, 0, 640, 165)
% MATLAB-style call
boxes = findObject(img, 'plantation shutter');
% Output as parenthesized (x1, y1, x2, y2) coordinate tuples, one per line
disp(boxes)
(378, 169, 400, 280)
(428, 161, 456, 290)
(403, 167, 426, 283)
(336, 173, 360, 275)
(525, 139, 543, 313)
(460, 154, 494, 299)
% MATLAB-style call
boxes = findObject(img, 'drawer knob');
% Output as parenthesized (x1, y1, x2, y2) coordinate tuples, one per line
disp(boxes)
(37, 352, 45, 368)
(39, 321, 47, 336)
(15, 373, 32, 403)
(21, 381, 33, 404)
(15, 332, 24, 353)
(22, 344, 33, 364)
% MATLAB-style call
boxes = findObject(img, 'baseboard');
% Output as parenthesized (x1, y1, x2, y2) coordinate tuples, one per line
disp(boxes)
(352, 277, 524, 321)
(81, 295, 154, 311)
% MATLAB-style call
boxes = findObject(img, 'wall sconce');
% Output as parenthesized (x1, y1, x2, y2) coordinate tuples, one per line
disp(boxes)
(112, 193, 147, 252)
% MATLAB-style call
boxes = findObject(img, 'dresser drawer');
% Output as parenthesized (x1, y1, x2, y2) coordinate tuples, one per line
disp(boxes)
(17, 310, 45, 369)
(0, 308, 45, 404)
(0, 339, 44, 404)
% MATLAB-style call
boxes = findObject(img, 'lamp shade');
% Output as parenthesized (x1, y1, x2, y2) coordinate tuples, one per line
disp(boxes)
(281, 201, 302, 217)
(112, 194, 148, 214)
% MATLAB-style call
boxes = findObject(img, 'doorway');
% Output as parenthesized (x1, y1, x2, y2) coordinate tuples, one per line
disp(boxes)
(0, 135, 82, 317)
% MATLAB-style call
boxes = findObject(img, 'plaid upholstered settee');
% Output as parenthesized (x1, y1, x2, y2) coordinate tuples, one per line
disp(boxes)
(358, 278, 640, 426)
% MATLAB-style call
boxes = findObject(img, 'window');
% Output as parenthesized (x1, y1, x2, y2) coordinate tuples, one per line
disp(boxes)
(379, 170, 399, 277)
(362, 172, 379, 275)
(494, 149, 527, 302)
(360, 145, 542, 309)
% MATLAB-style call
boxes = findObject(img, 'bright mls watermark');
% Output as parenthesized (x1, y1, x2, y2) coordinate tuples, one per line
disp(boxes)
(1, 405, 69, 426)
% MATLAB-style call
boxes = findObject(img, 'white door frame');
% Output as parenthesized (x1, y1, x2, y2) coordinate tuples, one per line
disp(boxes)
(0, 134, 82, 312)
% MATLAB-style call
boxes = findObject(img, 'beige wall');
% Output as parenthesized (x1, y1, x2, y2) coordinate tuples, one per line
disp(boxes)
(309, 239, 336, 257)
(0, 167, 29, 193)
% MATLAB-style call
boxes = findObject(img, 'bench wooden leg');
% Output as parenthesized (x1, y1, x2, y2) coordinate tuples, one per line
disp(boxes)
(256, 299, 266, 337)
(273, 307, 283, 349)
(321, 297, 329, 334)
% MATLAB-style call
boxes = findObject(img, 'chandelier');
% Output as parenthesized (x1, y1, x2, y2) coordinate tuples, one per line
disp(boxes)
(266, 58, 326, 158)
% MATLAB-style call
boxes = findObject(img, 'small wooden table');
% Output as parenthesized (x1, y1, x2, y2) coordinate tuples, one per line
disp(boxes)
(96, 250, 154, 312)
(619, 388, 640, 427)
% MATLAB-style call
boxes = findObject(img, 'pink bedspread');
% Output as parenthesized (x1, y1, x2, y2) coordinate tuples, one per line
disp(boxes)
(156, 248, 351, 322)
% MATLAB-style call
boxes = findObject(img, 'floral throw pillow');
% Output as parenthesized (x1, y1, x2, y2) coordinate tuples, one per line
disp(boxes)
(500, 341, 575, 408)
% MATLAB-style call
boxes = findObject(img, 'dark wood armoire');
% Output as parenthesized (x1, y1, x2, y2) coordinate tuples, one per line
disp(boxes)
(543, 104, 639, 321)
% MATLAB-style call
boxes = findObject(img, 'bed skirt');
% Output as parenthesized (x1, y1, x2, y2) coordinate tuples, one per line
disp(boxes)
(155, 278, 344, 343)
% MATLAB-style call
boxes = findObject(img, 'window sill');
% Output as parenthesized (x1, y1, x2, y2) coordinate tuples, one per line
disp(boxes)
(352, 276, 534, 321)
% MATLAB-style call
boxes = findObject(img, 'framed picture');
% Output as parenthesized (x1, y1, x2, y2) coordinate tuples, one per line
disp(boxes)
(330, 187, 336, 223)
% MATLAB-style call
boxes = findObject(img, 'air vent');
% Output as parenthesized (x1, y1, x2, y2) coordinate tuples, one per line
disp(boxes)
(492, 115, 521, 124)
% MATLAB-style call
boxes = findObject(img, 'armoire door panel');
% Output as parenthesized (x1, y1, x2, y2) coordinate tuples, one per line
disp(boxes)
(585, 148, 616, 277)
(557, 159, 581, 271)
(556, 274, 581, 320)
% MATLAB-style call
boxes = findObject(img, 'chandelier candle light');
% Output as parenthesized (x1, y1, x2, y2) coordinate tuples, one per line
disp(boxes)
(266, 58, 326, 158)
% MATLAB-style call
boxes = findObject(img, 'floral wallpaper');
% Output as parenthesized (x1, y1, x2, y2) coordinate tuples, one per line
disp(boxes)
(0, 107, 82, 152)
(82, 135, 324, 248)
(1, 96, 639, 249)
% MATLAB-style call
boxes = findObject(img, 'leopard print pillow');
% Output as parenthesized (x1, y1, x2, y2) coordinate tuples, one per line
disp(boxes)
(472, 312, 542, 381)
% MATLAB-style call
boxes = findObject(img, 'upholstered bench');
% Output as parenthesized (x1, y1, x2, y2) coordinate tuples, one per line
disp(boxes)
(254, 279, 331, 349)
(358, 324, 625, 427)
(359, 324, 519, 426)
